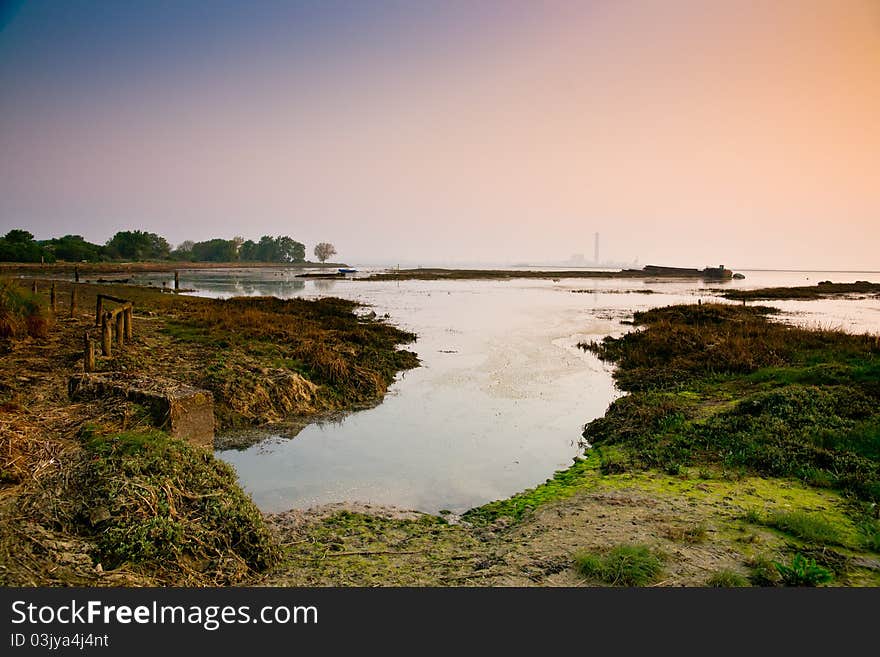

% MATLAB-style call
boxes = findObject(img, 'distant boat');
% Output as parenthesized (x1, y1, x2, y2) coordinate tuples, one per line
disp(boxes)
(338, 268, 358, 274)
(624, 264, 733, 280)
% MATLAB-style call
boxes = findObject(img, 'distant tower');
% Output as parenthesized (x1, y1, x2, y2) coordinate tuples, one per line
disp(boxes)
(594, 232, 600, 265)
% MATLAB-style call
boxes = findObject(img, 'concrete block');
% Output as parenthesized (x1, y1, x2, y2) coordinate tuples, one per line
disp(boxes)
(69, 373, 215, 449)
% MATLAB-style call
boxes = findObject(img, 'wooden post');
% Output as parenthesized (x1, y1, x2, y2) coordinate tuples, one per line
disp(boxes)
(95, 296, 103, 326)
(74, 265, 80, 283)
(116, 311, 125, 348)
(174, 270, 180, 290)
(31, 280, 37, 294)
(50, 283, 56, 313)
(70, 285, 78, 318)
(124, 306, 132, 340)
(84, 332, 95, 372)
(101, 313, 112, 357)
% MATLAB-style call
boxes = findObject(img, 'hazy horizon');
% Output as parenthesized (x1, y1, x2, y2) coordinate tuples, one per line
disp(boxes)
(2, 1, 879, 270)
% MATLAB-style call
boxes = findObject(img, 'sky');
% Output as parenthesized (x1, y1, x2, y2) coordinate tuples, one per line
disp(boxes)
(1, 0, 878, 269)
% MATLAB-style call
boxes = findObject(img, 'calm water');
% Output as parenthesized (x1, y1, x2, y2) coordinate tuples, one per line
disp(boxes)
(159, 268, 880, 513)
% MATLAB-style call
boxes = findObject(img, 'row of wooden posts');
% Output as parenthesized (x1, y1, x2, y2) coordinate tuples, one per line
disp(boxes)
(32, 269, 180, 299)
(31, 281, 79, 317)
(28, 279, 145, 373)
(32, 280, 82, 319)
(84, 294, 134, 372)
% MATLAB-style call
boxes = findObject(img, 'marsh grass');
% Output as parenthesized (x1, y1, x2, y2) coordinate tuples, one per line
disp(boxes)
(743, 508, 763, 524)
(0, 279, 49, 338)
(80, 429, 279, 583)
(762, 511, 843, 545)
(579, 304, 880, 502)
(666, 523, 708, 544)
(723, 281, 880, 302)
(581, 303, 877, 391)
(574, 544, 664, 586)
(859, 521, 880, 552)
(774, 553, 833, 586)
(164, 296, 418, 410)
(598, 448, 628, 474)
(2, 425, 281, 586)
(749, 555, 782, 586)
(706, 570, 750, 587)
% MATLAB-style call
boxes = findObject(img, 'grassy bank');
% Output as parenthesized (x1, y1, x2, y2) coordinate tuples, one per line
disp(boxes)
(579, 304, 880, 503)
(157, 293, 418, 433)
(0, 279, 418, 585)
(2, 279, 418, 433)
(722, 280, 880, 301)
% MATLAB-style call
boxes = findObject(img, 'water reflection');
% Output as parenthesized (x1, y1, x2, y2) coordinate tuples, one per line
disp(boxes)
(178, 267, 880, 513)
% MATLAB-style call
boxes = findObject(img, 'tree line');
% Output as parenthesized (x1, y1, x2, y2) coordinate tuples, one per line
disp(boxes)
(0, 229, 337, 264)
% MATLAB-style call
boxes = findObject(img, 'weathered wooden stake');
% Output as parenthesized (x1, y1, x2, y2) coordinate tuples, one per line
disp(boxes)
(116, 311, 125, 348)
(31, 280, 37, 294)
(95, 296, 104, 326)
(84, 332, 95, 372)
(101, 313, 112, 356)
(70, 286, 78, 318)
(124, 307, 132, 340)
(174, 270, 180, 290)
(50, 282, 56, 313)
(74, 265, 80, 283)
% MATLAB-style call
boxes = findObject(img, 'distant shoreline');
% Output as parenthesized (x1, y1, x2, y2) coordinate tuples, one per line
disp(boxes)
(362, 267, 725, 281)
(0, 261, 347, 276)
(4, 261, 879, 279)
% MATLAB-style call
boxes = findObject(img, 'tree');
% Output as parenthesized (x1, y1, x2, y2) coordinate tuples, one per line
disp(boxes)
(171, 240, 195, 261)
(255, 235, 277, 262)
(240, 235, 306, 262)
(189, 238, 238, 262)
(239, 239, 258, 262)
(313, 242, 337, 263)
(105, 230, 171, 260)
(44, 234, 105, 262)
(5, 229, 34, 243)
(0, 229, 50, 262)
(276, 236, 305, 263)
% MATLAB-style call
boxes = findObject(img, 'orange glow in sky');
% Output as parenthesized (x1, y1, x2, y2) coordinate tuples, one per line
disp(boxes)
(1, 0, 878, 268)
